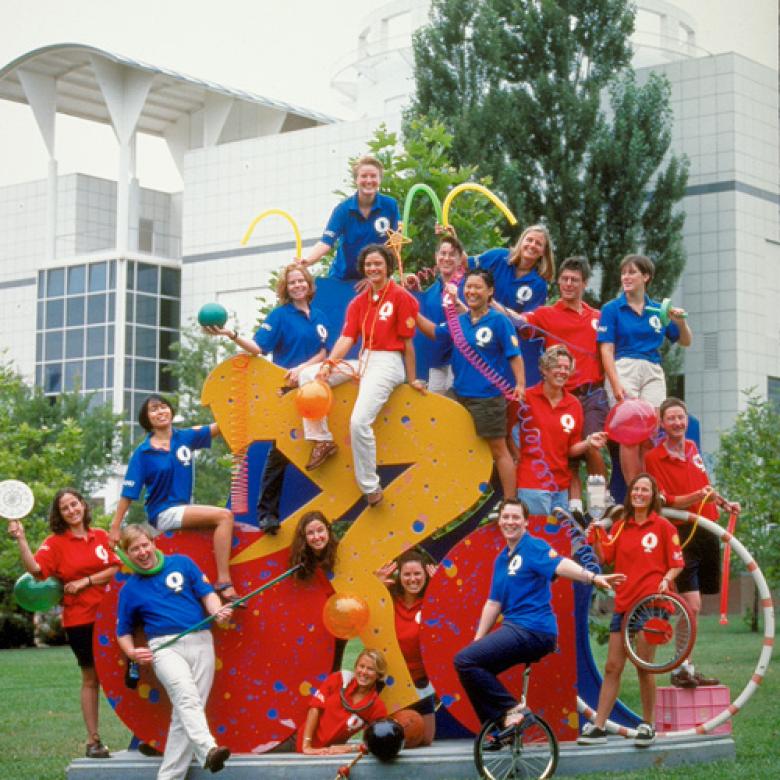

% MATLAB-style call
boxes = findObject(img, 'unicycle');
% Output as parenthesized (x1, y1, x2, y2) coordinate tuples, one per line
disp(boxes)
(474, 664, 559, 779)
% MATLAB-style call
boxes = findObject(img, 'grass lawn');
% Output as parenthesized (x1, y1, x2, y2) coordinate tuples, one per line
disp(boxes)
(0, 617, 776, 779)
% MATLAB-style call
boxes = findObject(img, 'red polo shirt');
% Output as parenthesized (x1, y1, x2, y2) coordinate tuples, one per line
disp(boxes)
(34, 528, 120, 627)
(394, 596, 426, 683)
(517, 384, 584, 490)
(645, 440, 719, 521)
(342, 280, 418, 351)
(524, 300, 603, 389)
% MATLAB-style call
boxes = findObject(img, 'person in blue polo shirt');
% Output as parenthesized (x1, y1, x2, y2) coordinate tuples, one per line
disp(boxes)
(109, 395, 240, 604)
(597, 254, 692, 484)
(297, 155, 399, 280)
(205, 264, 330, 533)
(117, 523, 233, 777)
(454, 498, 621, 729)
(416, 269, 524, 500)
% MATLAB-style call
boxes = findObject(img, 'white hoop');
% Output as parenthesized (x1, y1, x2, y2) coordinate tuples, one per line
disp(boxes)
(0, 480, 35, 520)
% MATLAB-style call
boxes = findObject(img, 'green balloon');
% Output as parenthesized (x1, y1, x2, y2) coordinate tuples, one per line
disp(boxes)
(14, 572, 63, 612)
(197, 302, 228, 328)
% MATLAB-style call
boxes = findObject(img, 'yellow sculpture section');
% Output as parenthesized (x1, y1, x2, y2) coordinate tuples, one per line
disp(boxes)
(202, 355, 494, 712)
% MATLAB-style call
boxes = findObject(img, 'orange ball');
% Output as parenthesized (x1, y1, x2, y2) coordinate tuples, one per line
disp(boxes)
(392, 709, 426, 748)
(322, 592, 370, 639)
(295, 379, 333, 419)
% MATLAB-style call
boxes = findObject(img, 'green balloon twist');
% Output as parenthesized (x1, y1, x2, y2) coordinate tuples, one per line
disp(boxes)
(402, 184, 443, 236)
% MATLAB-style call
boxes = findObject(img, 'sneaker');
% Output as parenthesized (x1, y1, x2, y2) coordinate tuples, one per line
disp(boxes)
(258, 516, 281, 536)
(305, 441, 338, 470)
(671, 668, 698, 688)
(86, 739, 110, 759)
(634, 722, 656, 748)
(137, 742, 161, 757)
(204, 745, 231, 773)
(577, 723, 607, 745)
(693, 670, 720, 686)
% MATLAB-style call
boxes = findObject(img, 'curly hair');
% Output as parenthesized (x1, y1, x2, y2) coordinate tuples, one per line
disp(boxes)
(290, 511, 338, 580)
(49, 488, 92, 534)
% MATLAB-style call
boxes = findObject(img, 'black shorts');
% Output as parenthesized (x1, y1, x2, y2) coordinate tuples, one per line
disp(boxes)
(65, 623, 95, 668)
(409, 678, 436, 716)
(676, 524, 720, 595)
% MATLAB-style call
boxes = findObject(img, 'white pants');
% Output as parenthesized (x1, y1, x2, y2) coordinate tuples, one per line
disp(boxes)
(428, 365, 454, 395)
(149, 631, 216, 780)
(299, 350, 406, 494)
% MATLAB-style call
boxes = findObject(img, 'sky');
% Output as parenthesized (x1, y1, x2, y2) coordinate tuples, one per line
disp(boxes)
(0, 0, 775, 193)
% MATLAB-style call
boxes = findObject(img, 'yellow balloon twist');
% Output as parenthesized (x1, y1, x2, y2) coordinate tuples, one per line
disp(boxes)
(442, 183, 518, 228)
(241, 209, 302, 257)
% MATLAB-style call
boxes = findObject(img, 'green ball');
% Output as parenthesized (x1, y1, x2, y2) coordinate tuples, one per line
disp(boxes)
(198, 302, 228, 328)
(14, 572, 63, 613)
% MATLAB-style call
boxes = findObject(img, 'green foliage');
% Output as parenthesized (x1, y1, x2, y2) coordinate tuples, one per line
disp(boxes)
(410, 0, 689, 305)
(164, 321, 239, 507)
(715, 391, 780, 592)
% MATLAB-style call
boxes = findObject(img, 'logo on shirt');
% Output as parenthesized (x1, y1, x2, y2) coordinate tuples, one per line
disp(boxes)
(316, 324, 328, 341)
(165, 571, 184, 593)
(692, 454, 706, 473)
(508, 554, 523, 575)
(560, 413, 575, 433)
(123, 479, 136, 488)
(378, 302, 394, 321)
(475, 326, 493, 347)
(415, 611, 422, 625)
(511, 335, 519, 347)
(176, 445, 193, 467)
(261, 323, 272, 331)
(591, 318, 599, 331)
(516, 286, 532, 304)
(374, 216, 390, 235)
(95, 545, 109, 564)
(597, 324, 607, 333)
(346, 713, 366, 731)
(641, 532, 658, 554)
(648, 315, 662, 334)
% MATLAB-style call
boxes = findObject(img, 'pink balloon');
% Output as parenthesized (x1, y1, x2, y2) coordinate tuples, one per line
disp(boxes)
(606, 398, 658, 445)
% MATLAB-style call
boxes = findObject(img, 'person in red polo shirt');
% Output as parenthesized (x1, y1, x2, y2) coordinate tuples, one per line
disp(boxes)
(645, 397, 740, 688)
(521, 257, 608, 511)
(8, 488, 120, 758)
(517, 345, 607, 516)
(297, 243, 424, 506)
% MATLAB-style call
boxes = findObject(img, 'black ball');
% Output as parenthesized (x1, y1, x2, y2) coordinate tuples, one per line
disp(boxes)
(364, 718, 405, 762)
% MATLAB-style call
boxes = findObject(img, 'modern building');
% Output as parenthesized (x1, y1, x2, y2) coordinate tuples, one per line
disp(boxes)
(0, 1, 777, 464)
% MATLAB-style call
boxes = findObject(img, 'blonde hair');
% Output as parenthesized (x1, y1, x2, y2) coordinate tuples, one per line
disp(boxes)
(119, 523, 156, 551)
(352, 155, 384, 179)
(539, 344, 575, 375)
(509, 224, 555, 281)
(275, 263, 315, 305)
(356, 648, 388, 681)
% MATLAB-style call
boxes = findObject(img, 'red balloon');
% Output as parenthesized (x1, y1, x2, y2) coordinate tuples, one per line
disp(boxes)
(606, 398, 658, 445)
(295, 380, 333, 419)
(322, 592, 370, 639)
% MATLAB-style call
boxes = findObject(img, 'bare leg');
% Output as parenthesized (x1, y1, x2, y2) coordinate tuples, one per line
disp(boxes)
(637, 667, 657, 724)
(181, 505, 235, 587)
(619, 444, 642, 485)
(487, 437, 516, 499)
(421, 713, 435, 746)
(593, 633, 627, 728)
(81, 666, 100, 741)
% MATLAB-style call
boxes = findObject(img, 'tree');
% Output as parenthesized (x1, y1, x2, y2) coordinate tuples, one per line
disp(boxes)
(410, 0, 689, 305)
(715, 391, 780, 630)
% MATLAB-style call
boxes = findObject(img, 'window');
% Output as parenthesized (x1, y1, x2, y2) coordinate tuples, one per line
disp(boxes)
(47, 268, 64, 297)
(137, 263, 158, 294)
(67, 265, 86, 295)
(89, 262, 107, 292)
(135, 294, 157, 326)
(769, 377, 780, 412)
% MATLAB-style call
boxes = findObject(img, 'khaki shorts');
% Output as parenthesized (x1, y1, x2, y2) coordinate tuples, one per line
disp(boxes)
(455, 394, 508, 439)
(606, 358, 666, 408)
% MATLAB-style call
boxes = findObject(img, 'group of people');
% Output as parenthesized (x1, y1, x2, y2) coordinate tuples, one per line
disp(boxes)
(7, 152, 738, 773)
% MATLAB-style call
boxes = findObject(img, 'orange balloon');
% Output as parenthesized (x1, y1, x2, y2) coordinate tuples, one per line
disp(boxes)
(295, 380, 333, 419)
(322, 592, 370, 639)
(392, 708, 426, 748)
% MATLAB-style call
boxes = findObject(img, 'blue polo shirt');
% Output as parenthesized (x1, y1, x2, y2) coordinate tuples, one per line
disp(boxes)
(597, 293, 680, 364)
(488, 533, 561, 636)
(121, 427, 212, 523)
(253, 302, 331, 369)
(469, 249, 548, 313)
(415, 276, 466, 369)
(322, 192, 400, 280)
(435, 308, 521, 398)
(116, 553, 213, 639)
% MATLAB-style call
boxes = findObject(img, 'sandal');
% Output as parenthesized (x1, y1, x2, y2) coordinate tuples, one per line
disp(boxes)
(86, 735, 110, 759)
(215, 582, 246, 608)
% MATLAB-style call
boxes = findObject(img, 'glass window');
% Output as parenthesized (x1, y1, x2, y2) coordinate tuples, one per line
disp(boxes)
(135, 294, 157, 326)
(45, 330, 63, 361)
(87, 294, 106, 324)
(65, 361, 84, 391)
(160, 298, 180, 329)
(67, 296, 85, 327)
(159, 330, 177, 361)
(107, 325, 114, 354)
(67, 265, 86, 295)
(107, 358, 114, 388)
(124, 358, 133, 390)
(46, 298, 64, 329)
(125, 325, 134, 355)
(134, 359, 156, 390)
(109, 260, 116, 289)
(44, 363, 62, 393)
(769, 377, 780, 412)
(161, 267, 180, 298)
(36, 333, 42, 361)
(126, 292, 134, 322)
(35, 364, 42, 387)
(36, 302, 43, 329)
(85, 359, 104, 390)
(127, 261, 135, 290)
(89, 262, 108, 292)
(66, 329, 84, 359)
(108, 292, 115, 321)
(87, 326, 105, 357)
(159, 365, 177, 392)
(37, 270, 45, 298)
(137, 263, 158, 294)
(135, 326, 156, 358)
(47, 268, 65, 297)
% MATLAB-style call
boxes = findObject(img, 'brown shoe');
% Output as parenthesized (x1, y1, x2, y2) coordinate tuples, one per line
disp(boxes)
(693, 670, 720, 686)
(86, 738, 110, 759)
(365, 488, 384, 507)
(306, 441, 338, 470)
(671, 668, 698, 688)
(204, 745, 231, 773)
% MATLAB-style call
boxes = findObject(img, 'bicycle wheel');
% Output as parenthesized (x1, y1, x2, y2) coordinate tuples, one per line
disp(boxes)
(475, 713, 559, 779)
(622, 592, 696, 673)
